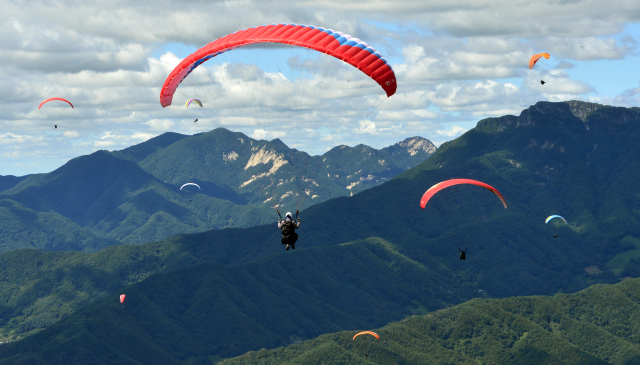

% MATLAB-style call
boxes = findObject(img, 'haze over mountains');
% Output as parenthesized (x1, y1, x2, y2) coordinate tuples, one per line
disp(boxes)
(0, 129, 435, 251)
(0, 100, 639, 364)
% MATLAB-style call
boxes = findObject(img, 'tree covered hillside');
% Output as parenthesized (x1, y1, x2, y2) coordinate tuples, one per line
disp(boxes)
(222, 278, 640, 365)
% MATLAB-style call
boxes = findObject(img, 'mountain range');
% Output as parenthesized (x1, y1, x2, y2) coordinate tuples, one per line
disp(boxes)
(0, 129, 435, 251)
(0, 100, 639, 363)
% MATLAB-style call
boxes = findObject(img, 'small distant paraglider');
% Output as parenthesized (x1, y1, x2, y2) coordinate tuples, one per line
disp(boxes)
(546, 215, 567, 238)
(180, 183, 201, 191)
(546, 215, 567, 225)
(459, 247, 468, 261)
(194, 118, 198, 124)
(541, 80, 546, 85)
(421, 179, 506, 260)
(39, 98, 74, 109)
(40, 98, 73, 128)
(353, 331, 380, 357)
(120, 294, 126, 309)
(529, 53, 550, 69)
(185, 99, 203, 108)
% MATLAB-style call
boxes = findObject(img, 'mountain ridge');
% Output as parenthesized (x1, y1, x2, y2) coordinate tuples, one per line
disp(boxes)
(0, 129, 435, 250)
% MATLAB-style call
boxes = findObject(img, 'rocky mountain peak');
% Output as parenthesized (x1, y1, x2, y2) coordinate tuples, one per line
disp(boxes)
(564, 100, 605, 122)
(396, 137, 437, 156)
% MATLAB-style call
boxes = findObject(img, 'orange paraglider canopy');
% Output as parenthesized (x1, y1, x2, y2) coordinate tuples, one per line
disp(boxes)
(353, 331, 380, 340)
(420, 179, 507, 209)
(529, 53, 550, 69)
(120, 294, 126, 304)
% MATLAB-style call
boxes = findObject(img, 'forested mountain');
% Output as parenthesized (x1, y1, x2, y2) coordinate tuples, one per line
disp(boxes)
(0, 129, 435, 251)
(0, 100, 639, 363)
(221, 278, 640, 365)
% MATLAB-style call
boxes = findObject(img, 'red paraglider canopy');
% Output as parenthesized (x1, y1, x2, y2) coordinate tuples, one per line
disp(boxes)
(420, 179, 507, 209)
(160, 24, 397, 107)
(39, 98, 74, 109)
(120, 294, 126, 304)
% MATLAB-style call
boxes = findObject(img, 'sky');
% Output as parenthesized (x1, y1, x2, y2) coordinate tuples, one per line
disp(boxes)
(2, 0, 640, 176)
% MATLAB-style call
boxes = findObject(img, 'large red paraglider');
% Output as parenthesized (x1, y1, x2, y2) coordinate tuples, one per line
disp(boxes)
(39, 98, 74, 109)
(160, 24, 397, 107)
(120, 294, 126, 304)
(420, 179, 507, 209)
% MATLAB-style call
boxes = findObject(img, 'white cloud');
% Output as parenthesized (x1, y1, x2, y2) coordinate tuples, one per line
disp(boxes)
(355, 120, 377, 134)
(94, 140, 116, 148)
(131, 132, 156, 141)
(63, 131, 79, 138)
(250, 129, 287, 140)
(436, 125, 467, 137)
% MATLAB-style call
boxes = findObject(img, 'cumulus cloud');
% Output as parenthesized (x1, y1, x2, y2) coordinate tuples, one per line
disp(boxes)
(0, 0, 638, 175)
(131, 132, 156, 141)
(436, 125, 467, 137)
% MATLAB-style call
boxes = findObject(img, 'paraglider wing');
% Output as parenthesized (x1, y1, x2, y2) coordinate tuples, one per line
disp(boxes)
(120, 294, 126, 304)
(39, 98, 74, 109)
(529, 53, 550, 69)
(545, 215, 567, 225)
(180, 183, 201, 191)
(160, 24, 397, 107)
(185, 99, 203, 108)
(420, 179, 507, 209)
(353, 331, 380, 340)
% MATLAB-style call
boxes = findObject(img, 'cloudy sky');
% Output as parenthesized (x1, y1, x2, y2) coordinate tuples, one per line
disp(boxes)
(2, 0, 640, 176)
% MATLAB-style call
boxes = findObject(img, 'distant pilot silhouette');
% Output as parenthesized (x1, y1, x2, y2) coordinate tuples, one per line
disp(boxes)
(459, 247, 467, 260)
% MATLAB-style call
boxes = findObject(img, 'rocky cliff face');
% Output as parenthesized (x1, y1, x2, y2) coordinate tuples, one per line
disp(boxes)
(134, 128, 436, 211)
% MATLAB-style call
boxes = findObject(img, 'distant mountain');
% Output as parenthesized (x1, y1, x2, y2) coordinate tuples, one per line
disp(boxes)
(0, 130, 435, 250)
(0, 150, 272, 250)
(0, 100, 638, 349)
(221, 279, 640, 365)
(126, 128, 436, 209)
(0, 175, 27, 193)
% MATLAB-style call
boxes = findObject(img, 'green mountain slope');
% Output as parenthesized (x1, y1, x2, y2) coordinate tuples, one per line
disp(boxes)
(116, 131, 190, 163)
(2, 247, 640, 364)
(222, 279, 640, 365)
(0, 224, 286, 340)
(0, 199, 120, 252)
(0, 129, 434, 251)
(0, 238, 471, 364)
(0, 175, 27, 193)
(1, 151, 273, 247)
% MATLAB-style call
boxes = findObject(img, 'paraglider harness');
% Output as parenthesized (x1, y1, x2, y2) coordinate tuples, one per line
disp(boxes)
(278, 210, 299, 246)
(459, 247, 467, 261)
